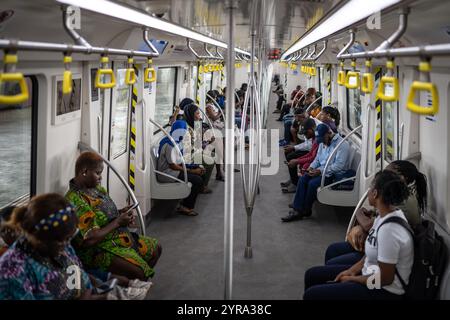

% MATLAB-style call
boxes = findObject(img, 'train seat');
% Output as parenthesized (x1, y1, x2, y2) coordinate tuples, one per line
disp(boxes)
(317, 143, 361, 207)
(149, 145, 192, 200)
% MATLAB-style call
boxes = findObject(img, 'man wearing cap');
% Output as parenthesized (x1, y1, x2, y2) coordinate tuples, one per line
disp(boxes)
(282, 124, 350, 222)
(281, 118, 317, 191)
(279, 108, 306, 147)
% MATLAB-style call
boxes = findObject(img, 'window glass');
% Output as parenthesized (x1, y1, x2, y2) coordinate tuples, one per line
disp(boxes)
(155, 67, 177, 126)
(0, 77, 33, 207)
(111, 69, 130, 158)
(204, 72, 213, 92)
(346, 87, 362, 132)
(191, 65, 198, 100)
(383, 101, 396, 162)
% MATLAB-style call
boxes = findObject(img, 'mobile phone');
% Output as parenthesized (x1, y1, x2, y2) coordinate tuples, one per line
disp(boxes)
(95, 278, 117, 294)
(326, 280, 337, 283)
(125, 202, 139, 214)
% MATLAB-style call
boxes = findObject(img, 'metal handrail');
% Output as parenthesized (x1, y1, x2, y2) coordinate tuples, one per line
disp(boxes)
(345, 190, 369, 240)
(204, 43, 223, 61)
(148, 118, 188, 184)
(322, 175, 357, 190)
(300, 47, 311, 60)
(305, 43, 317, 60)
(399, 122, 405, 160)
(336, 29, 355, 60)
(153, 169, 187, 184)
(97, 115, 102, 153)
(187, 38, 211, 60)
(375, 9, 408, 51)
(320, 124, 363, 188)
(305, 95, 323, 114)
(78, 142, 146, 236)
(196, 107, 218, 142)
(206, 93, 226, 121)
(313, 40, 327, 61)
(62, 6, 91, 48)
(143, 28, 163, 56)
(293, 92, 306, 109)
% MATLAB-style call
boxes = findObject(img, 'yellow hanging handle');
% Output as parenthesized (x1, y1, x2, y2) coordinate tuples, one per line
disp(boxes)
(62, 55, 73, 95)
(406, 61, 439, 115)
(95, 56, 116, 89)
(125, 57, 136, 85)
(376, 60, 399, 102)
(361, 60, 374, 94)
(337, 61, 346, 86)
(310, 66, 316, 76)
(144, 58, 156, 83)
(0, 54, 29, 105)
(345, 60, 359, 89)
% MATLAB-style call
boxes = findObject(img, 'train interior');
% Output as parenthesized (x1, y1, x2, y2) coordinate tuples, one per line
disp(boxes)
(0, 0, 450, 300)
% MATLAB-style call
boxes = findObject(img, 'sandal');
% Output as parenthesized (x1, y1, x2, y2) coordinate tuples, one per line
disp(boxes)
(176, 207, 198, 216)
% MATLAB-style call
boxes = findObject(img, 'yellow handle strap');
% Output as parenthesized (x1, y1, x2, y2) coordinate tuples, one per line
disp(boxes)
(95, 68, 116, 89)
(345, 71, 360, 89)
(376, 76, 399, 101)
(361, 73, 374, 93)
(0, 73, 29, 105)
(407, 81, 439, 115)
(62, 55, 73, 95)
(337, 70, 346, 86)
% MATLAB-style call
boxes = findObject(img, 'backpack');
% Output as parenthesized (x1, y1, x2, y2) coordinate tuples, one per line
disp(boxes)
(377, 217, 448, 300)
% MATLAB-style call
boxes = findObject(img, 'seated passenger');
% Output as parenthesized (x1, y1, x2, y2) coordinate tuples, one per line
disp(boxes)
(66, 152, 161, 281)
(281, 118, 317, 192)
(324, 160, 427, 266)
(0, 194, 98, 300)
(0, 206, 21, 257)
(283, 114, 313, 160)
(157, 120, 205, 216)
(291, 85, 304, 106)
(282, 124, 350, 222)
(277, 102, 292, 121)
(316, 106, 339, 133)
(183, 103, 218, 189)
(280, 108, 305, 147)
(303, 170, 412, 300)
(169, 98, 194, 125)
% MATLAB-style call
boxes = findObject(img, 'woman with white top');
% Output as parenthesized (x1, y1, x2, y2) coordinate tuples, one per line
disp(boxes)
(303, 170, 413, 300)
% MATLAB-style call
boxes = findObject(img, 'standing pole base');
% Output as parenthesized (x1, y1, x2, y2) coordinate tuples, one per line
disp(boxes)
(244, 246, 253, 258)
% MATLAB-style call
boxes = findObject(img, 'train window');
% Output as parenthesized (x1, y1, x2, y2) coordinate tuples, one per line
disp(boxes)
(191, 64, 198, 100)
(346, 87, 362, 134)
(204, 72, 213, 92)
(155, 67, 178, 126)
(383, 101, 397, 162)
(0, 77, 35, 207)
(111, 69, 131, 159)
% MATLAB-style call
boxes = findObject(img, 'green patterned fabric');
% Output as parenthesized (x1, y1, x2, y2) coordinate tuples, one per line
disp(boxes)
(65, 180, 158, 278)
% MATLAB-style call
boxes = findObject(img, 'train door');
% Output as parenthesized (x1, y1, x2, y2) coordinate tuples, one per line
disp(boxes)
(107, 62, 132, 208)
(0, 76, 37, 208)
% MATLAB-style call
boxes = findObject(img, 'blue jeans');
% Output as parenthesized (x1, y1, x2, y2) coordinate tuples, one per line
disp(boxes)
(283, 119, 293, 142)
(292, 175, 333, 212)
(303, 265, 403, 300)
(325, 241, 364, 266)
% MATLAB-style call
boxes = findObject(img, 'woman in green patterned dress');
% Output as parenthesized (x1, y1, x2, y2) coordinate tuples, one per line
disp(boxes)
(66, 152, 161, 280)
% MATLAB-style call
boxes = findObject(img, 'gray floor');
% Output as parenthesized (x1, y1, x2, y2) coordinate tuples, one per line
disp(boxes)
(146, 89, 353, 300)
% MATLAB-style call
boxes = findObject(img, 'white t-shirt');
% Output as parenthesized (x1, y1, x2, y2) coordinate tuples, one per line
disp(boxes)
(362, 209, 414, 295)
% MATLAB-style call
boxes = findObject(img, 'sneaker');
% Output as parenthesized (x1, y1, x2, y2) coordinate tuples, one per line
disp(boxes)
(281, 184, 297, 193)
(281, 210, 303, 222)
(280, 179, 291, 187)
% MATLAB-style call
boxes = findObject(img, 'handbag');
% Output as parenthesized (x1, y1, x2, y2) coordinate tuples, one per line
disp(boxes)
(355, 207, 375, 233)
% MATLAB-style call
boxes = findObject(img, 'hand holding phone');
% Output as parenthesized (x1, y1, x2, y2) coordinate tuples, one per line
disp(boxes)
(95, 278, 118, 294)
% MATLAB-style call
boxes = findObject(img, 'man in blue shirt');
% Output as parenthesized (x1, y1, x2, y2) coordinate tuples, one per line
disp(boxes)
(282, 124, 350, 222)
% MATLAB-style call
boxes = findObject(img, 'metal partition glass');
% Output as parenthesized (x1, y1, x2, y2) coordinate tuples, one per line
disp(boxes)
(346, 86, 362, 135)
(155, 67, 177, 127)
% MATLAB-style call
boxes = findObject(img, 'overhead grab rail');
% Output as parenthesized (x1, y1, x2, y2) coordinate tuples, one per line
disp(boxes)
(187, 38, 213, 60)
(336, 29, 355, 86)
(78, 142, 146, 236)
(148, 118, 188, 184)
(320, 124, 363, 189)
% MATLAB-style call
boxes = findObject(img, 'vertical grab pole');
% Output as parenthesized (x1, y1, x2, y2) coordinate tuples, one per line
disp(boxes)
(224, 0, 237, 301)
